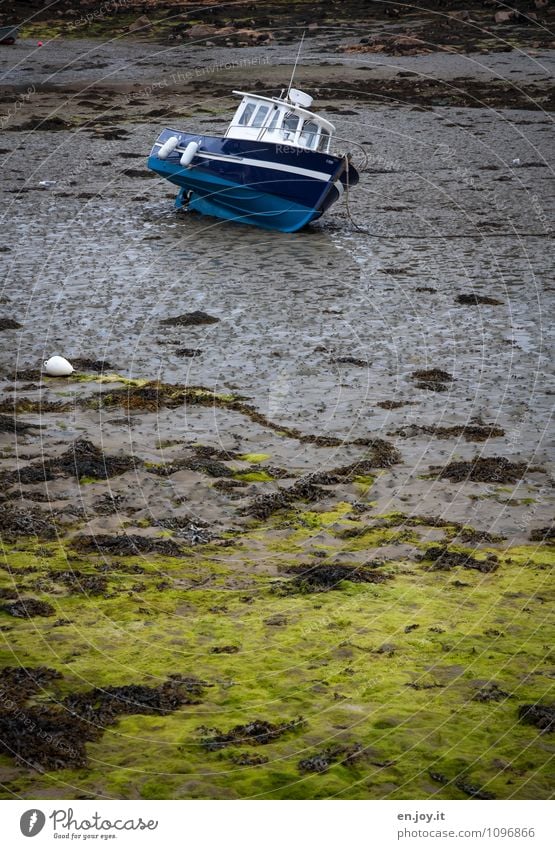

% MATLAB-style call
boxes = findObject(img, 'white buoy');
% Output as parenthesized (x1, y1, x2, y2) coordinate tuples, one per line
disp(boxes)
(180, 141, 199, 167)
(157, 136, 179, 160)
(44, 355, 74, 377)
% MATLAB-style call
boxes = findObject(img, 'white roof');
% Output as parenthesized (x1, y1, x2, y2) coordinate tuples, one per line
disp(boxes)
(232, 90, 335, 133)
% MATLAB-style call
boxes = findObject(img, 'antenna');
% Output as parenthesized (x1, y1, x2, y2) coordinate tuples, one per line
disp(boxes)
(287, 31, 305, 98)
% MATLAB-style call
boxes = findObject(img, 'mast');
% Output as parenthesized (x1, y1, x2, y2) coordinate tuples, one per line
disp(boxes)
(287, 31, 306, 99)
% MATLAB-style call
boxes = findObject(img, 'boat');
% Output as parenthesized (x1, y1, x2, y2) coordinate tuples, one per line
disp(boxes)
(0, 25, 18, 45)
(147, 86, 360, 232)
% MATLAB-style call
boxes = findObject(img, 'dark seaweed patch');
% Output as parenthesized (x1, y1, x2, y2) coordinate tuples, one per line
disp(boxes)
(411, 368, 453, 392)
(298, 743, 363, 773)
(0, 670, 205, 770)
(437, 456, 531, 483)
(72, 534, 186, 557)
(201, 717, 305, 750)
(391, 422, 504, 442)
(3, 439, 138, 486)
(71, 357, 115, 372)
(418, 546, 499, 573)
(455, 777, 496, 800)
(0, 506, 58, 540)
(529, 525, 555, 543)
(0, 414, 40, 434)
(456, 294, 503, 306)
(160, 311, 219, 327)
(0, 318, 22, 330)
(277, 563, 390, 594)
(473, 683, 510, 703)
(518, 704, 554, 732)
(2, 597, 56, 618)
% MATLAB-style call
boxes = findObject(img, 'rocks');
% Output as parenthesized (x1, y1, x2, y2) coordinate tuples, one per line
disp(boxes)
(186, 24, 218, 39)
(494, 11, 515, 24)
(128, 15, 151, 33)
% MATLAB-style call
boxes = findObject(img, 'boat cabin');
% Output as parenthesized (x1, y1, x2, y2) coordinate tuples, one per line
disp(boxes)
(225, 89, 335, 153)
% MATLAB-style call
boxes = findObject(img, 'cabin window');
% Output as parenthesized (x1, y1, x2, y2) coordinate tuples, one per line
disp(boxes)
(318, 129, 330, 152)
(238, 102, 256, 126)
(267, 107, 281, 132)
(299, 120, 318, 149)
(282, 113, 299, 140)
(251, 104, 270, 128)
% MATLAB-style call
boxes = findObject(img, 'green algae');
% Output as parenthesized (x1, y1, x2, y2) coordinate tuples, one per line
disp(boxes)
(0, 522, 553, 800)
(240, 453, 271, 464)
(233, 469, 274, 483)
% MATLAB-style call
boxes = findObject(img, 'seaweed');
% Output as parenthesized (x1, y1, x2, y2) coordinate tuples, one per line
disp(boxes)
(418, 546, 499, 573)
(72, 534, 187, 557)
(437, 456, 531, 483)
(160, 311, 219, 326)
(2, 598, 56, 618)
(518, 704, 554, 732)
(200, 717, 305, 750)
(277, 562, 390, 593)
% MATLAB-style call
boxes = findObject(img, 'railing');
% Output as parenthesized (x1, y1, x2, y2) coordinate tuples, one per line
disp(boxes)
(224, 122, 368, 168)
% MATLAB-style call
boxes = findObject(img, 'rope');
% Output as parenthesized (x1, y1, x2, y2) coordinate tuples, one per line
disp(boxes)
(343, 154, 371, 234)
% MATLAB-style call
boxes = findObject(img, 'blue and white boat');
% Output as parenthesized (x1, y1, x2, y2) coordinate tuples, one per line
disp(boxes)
(147, 87, 359, 232)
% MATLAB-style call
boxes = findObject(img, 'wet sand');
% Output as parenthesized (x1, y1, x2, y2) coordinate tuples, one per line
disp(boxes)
(0, 29, 553, 800)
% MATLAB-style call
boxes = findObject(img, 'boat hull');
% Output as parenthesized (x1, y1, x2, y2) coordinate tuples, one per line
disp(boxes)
(147, 130, 358, 232)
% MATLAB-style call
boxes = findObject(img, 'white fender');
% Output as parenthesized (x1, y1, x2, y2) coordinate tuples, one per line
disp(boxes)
(157, 136, 179, 160)
(180, 141, 199, 167)
(44, 356, 74, 377)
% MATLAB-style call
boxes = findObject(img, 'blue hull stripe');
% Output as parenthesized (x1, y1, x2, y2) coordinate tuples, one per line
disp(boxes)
(149, 156, 333, 232)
